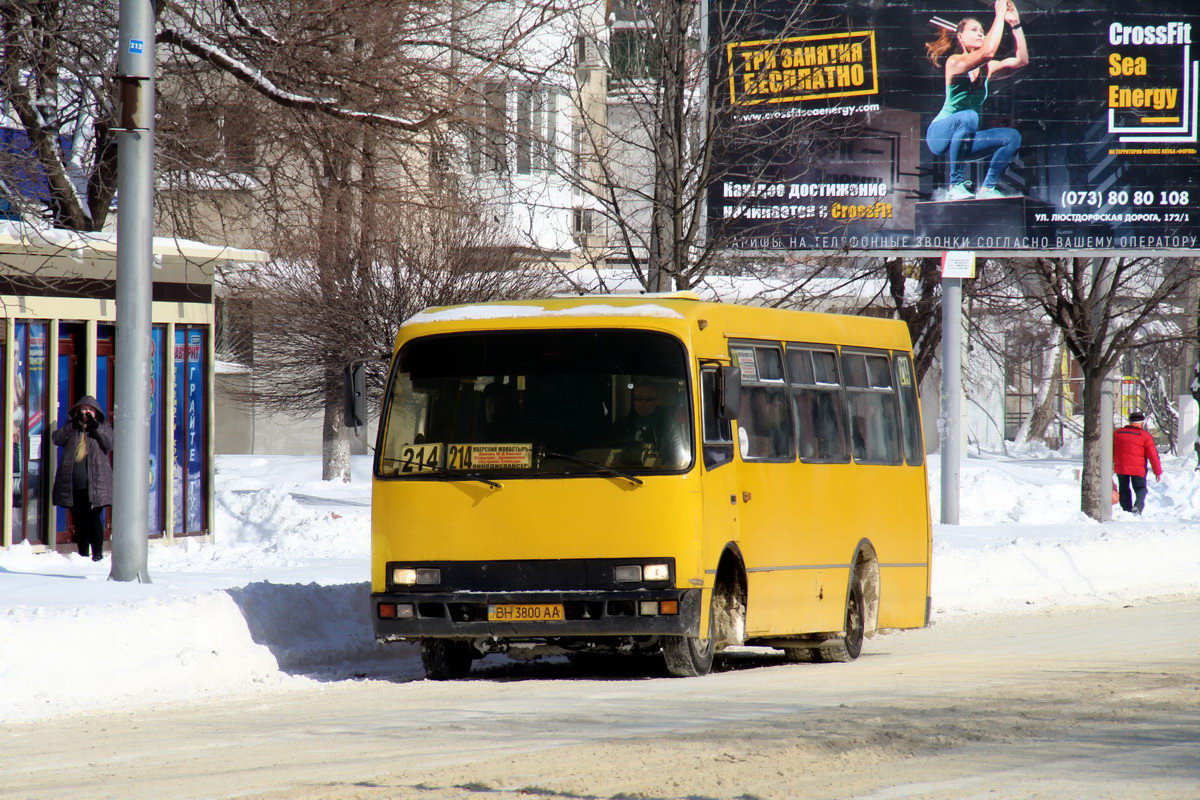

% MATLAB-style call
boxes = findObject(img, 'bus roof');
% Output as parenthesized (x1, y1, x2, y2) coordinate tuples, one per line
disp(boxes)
(397, 295, 913, 352)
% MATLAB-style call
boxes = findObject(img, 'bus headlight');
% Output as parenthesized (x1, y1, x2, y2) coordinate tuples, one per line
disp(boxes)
(614, 565, 642, 582)
(642, 563, 670, 581)
(392, 567, 442, 586)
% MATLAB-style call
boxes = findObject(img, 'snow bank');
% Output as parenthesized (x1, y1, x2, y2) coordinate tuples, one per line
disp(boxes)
(0, 456, 417, 724)
(927, 452, 1200, 615)
(1, 450, 1197, 723)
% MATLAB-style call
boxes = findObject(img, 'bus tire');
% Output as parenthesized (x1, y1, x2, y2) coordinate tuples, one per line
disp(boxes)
(420, 639, 474, 680)
(780, 647, 818, 663)
(815, 573, 865, 663)
(662, 599, 716, 677)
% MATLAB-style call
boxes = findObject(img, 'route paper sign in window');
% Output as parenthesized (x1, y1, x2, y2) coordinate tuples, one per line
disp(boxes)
(446, 444, 533, 470)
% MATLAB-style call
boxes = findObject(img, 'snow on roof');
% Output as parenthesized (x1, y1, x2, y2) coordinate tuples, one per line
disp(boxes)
(402, 302, 686, 327)
(0, 222, 268, 264)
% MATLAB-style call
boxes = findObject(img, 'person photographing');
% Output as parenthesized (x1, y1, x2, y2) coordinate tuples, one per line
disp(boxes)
(51, 397, 113, 560)
(1112, 410, 1162, 516)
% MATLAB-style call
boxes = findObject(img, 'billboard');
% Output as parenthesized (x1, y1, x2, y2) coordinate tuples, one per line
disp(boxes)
(709, 0, 1200, 252)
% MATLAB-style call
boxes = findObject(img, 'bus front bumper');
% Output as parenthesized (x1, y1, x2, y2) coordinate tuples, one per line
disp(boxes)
(372, 588, 703, 640)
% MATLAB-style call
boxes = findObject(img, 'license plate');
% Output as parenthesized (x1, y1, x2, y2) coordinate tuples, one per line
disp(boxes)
(487, 603, 565, 622)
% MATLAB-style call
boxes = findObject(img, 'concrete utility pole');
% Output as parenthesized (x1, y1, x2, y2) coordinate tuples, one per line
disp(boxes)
(110, 0, 155, 583)
(940, 277, 963, 525)
(939, 251, 974, 525)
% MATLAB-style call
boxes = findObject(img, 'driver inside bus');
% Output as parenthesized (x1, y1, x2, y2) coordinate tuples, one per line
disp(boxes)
(612, 379, 689, 468)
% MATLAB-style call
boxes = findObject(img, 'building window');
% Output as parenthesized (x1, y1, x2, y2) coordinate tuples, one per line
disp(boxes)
(516, 85, 558, 174)
(610, 27, 660, 84)
(484, 82, 509, 173)
(573, 207, 595, 237)
(175, 103, 258, 172)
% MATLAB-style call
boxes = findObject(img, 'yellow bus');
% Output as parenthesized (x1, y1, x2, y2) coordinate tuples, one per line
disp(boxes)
(360, 293, 931, 678)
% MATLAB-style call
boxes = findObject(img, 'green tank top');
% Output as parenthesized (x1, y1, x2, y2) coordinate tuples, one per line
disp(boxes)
(934, 71, 988, 121)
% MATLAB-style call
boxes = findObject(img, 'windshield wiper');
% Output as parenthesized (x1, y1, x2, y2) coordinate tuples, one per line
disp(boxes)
(427, 466, 503, 490)
(541, 451, 644, 486)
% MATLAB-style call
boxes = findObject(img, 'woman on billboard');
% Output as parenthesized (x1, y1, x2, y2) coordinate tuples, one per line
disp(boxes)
(925, 0, 1028, 200)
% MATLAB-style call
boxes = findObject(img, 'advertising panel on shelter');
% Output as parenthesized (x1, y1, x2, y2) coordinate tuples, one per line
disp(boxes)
(710, 0, 1200, 252)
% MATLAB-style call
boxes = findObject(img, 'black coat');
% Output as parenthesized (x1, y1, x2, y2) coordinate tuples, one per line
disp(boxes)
(51, 396, 114, 508)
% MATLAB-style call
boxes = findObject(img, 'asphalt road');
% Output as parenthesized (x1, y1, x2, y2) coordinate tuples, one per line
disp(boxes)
(3, 600, 1197, 800)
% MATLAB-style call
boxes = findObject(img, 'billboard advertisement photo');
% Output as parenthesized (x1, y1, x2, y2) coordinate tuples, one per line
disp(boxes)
(710, 0, 1200, 252)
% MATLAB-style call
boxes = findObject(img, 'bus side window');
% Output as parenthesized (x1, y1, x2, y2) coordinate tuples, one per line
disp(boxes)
(738, 386, 794, 461)
(701, 368, 733, 469)
(894, 353, 925, 465)
(795, 387, 849, 462)
(790, 347, 849, 463)
(843, 351, 903, 465)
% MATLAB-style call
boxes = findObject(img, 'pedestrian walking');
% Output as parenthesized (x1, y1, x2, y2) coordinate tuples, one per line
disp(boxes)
(51, 396, 113, 560)
(1112, 410, 1162, 515)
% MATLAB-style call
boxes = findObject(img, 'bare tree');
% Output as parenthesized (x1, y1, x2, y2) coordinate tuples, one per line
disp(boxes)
(1131, 341, 1183, 455)
(1011, 330, 1064, 447)
(497, 0, 863, 291)
(223, 196, 554, 480)
(0, 1, 120, 230)
(1014, 256, 1199, 519)
(153, 0, 585, 478)
(0, 0, 575, 230)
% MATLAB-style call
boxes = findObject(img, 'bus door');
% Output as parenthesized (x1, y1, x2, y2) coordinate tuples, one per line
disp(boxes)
(698, 364, 739, 605)
(728, 343, 799, 635)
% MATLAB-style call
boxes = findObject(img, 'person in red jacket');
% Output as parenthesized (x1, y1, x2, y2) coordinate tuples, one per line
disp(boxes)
(1112, 410, 1162, 515)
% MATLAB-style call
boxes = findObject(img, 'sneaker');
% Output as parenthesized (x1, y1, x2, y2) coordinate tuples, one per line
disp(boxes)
(946, 183, 974, 201)
(975, 186, 1011, 199)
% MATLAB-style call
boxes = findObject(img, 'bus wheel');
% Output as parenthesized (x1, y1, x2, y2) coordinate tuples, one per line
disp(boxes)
(420, 639, 475, 680)
(816, 573, 865, 663)
(662, 603, 716, 677)
(780, 647, 818, 663)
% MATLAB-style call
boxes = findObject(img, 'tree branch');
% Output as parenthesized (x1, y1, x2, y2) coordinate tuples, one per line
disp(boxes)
(158, 26, 445, 132)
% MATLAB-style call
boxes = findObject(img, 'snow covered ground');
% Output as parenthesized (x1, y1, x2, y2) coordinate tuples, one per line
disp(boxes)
(2, 449, 1197, 724)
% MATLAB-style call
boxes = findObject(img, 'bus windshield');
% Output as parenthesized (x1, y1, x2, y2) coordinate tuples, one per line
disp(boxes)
(378, 329, 693, 478)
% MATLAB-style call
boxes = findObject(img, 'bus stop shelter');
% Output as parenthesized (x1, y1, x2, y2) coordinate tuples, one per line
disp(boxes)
(0, 225, 266, 551)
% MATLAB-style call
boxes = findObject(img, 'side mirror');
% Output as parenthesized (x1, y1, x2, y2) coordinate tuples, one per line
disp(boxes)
(717, 366, 741, 421)
(343, 361, 367, 428)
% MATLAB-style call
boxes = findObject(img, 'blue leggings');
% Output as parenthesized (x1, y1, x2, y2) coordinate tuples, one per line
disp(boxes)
(926, 110, 1021, 188)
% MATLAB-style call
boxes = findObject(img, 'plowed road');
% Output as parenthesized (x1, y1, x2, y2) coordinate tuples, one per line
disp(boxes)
(3, 600, 1196, 800)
